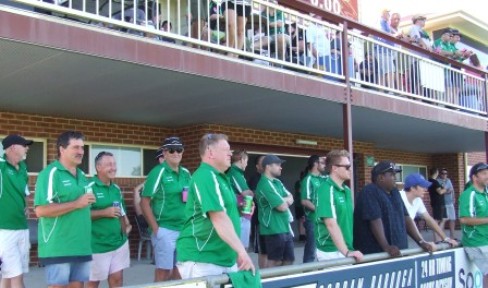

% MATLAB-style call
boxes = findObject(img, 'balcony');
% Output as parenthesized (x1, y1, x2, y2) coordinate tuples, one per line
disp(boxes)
(0, 0, 487, 153)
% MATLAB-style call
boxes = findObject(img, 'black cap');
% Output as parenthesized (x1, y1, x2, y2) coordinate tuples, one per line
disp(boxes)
(470, 162, 488, 178)
(442, 28, 454, 35)
(372, 161, 402, 180)
(262, 155, 285, 168)
(162, 136, 183, 149)
(451, 29, 460, 36)
(2, 135, 33, 150)
(155, 147, 164, 159)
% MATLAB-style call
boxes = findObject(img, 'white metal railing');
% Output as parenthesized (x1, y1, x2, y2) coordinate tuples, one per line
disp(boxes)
(7, 0, 488, 114)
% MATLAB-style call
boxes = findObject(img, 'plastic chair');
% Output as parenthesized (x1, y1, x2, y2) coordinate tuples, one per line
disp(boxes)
(134, 215, 152, 261)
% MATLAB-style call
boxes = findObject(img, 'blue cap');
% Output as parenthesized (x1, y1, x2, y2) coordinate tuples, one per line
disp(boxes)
(404, 173, 431, 190)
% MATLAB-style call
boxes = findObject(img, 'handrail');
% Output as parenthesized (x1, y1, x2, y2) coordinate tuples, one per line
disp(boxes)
(125, 243, 452, 287)
(4, 0, 488, 115)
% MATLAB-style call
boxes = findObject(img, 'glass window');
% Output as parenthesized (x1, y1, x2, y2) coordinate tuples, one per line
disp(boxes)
(0, 137, 46, 173)
(90, 145, 142, 177)
(143, 148, 159, 176)
(396, 164, 428, 183)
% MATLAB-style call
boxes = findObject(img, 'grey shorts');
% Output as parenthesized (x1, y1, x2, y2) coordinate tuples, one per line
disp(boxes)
(465, 246, 488, 275)
(445, 204, 456, 220)
(151, 227, 180, 270)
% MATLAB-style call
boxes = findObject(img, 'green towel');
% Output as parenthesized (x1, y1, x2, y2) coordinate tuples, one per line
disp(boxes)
(228, 270, 262, 288)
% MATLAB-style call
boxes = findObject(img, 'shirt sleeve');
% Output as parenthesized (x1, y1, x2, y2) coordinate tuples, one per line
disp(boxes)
(34, 168, 56, 206)
(194, 171, 227, 214)
(260, 180, 284, 209)
(316, 182, 335, 219)
(359, 185, 382, 221)
(300, 176, 312, 201)
(141, 166, 163, 198)
(459, 190, 475, 218)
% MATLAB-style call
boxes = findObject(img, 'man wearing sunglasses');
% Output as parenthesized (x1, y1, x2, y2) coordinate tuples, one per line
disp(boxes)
(0, 135, 33, 288)
(315, 150, 363, 262)
(354, 161, 434, 257)
(460, 162, 488, 287)
(141, 137, 191, 282)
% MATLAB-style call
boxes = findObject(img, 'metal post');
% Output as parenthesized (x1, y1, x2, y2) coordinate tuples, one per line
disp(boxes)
(341, 21, 354, 195)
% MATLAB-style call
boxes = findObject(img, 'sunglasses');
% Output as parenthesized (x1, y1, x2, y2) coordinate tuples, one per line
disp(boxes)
(334, 164, 351, 170)
(165, 148, 184, 154)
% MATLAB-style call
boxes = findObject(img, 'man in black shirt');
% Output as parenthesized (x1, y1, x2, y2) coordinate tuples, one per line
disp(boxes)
(428, 167, 447, 242)
(354, 161, 434, 256)
(248, 155, 267, 268)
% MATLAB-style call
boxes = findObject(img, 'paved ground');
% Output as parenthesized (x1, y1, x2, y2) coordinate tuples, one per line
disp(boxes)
(20, 229, 461, 287)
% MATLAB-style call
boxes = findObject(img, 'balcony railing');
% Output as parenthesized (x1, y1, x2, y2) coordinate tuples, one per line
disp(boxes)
(7, 0, 488, 115)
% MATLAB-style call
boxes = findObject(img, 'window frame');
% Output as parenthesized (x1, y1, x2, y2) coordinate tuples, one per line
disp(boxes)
(83, 141, 159, 178)
(0, 135, 47, 175)
(395, 163, 428, 184)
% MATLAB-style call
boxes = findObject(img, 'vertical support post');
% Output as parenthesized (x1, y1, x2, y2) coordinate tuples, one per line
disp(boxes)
(341, 21, 355, 197)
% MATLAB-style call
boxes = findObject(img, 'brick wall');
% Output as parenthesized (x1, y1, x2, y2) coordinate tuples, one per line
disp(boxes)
(468, 152, 486, 165)
(0, 111, 468, 264)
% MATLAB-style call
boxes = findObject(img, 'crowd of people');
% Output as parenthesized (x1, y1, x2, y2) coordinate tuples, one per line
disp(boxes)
(3, 132, 488, 287)
(33, 0, 487, 111)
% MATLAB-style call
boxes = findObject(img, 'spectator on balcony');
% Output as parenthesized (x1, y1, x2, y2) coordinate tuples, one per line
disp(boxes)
(408, 15, 432, 51)
(189, 0, 209, 45)
(359, 50, 379, 88)
(0, 135, 33, 288)
(329, 34, 356, 79)
(433, 28, 456, 58)
(159, 21, 176, 44)
(116, 6, 147, 36)
(461, 53, 484, 110)
(259, 0, 290, 62)
(323, 40, 342, 80)
(306, 13, 331, 71)
(450, 30, 474, 62)
(377, 8, 397, 90)
(222, 0, 252, 57)
(353, 161, 434, 256)
(209, 0, 226, 45)
(286, 22, 308, 68)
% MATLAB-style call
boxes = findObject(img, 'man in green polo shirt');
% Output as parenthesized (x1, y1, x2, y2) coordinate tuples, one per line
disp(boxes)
(141, 136, 192, 282)
(0, 135, 33, 288)
(315, 150, 363, 262)
(176, 134, 254, 278)
(227, 150, 253, 249)
(256, 154, 295, 268)
(459, 162, 488, 287)
(300, 155, 326, 263)
(34, 131, 95, 287)
(88, 151, 130, 288)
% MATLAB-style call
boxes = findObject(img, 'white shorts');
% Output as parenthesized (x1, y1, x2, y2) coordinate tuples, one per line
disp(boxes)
(0, 229, 30, 278)
(151, 227, 180, 270)
(316, 250, 345, 262)
(89, 241, 130, 281)
(445, 204, 456, 220)
(176, 261, 237, 279)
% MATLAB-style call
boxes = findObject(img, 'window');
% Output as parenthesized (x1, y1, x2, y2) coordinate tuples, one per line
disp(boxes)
(81, 143, 158, 177)
(0, 136, 46, 173)
(396, 164, 428, 183)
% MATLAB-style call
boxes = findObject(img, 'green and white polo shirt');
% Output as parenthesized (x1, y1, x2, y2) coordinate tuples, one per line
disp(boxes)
(0, 156, 29, 230)
(227, 164, 250, 194)
(176, 162, 240, 267)
(315, 177, 353, 253)
(90, 175, 127, 254)
(300, 173, 325, 221)
(459, 186, 488, 247)
(142, 161, 191, 231)
(256, 175, 292, 235)
(34, 160, 92, 258)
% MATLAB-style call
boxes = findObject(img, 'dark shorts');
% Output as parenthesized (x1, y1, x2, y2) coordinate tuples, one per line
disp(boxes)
(265, 233, 295, 262)
(222, 1, 252, 17)
(433, 205, 447, 221)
